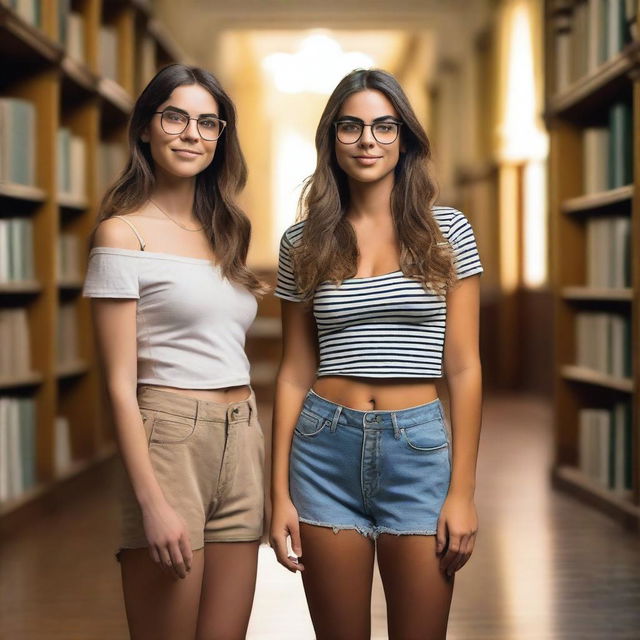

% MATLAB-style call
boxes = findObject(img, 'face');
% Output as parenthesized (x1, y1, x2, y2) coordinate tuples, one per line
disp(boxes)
(141, 84, 222, 179)
(334, 89, 402, 185)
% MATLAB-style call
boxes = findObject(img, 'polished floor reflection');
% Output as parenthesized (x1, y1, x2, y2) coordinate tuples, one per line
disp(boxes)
(1, 393, 639, 639)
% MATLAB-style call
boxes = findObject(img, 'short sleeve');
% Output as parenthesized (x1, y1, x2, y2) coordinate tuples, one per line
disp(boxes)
(82, 249, 140, 299)
(274, 225, 305, 302)
(447, 210, 483, 280)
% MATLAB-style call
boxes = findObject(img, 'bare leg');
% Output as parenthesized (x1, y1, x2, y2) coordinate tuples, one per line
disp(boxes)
(195, 541, 260, 640)
(120, 547, 204, 640)
(377, 534, 454, 640)
(299, 523, 375, 640)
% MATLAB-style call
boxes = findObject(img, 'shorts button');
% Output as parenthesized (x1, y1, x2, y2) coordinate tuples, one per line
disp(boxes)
(232, 407, 239, 415)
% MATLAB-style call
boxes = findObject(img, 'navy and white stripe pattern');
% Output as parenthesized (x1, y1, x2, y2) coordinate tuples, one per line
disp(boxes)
(275, 206, 483, 378)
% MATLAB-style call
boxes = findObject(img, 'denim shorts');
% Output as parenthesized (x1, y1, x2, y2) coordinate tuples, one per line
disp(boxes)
(289, 389, 451, 538)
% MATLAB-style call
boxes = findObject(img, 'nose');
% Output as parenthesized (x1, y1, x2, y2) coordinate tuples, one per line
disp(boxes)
(358, 125, 375, 147)
(181, 118, 200, 141)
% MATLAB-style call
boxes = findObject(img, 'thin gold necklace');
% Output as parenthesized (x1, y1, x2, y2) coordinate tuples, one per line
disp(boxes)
(149, 199, 204, 232)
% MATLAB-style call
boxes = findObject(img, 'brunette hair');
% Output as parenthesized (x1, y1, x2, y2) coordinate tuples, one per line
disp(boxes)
(292, 68, 456, 298)
(94, 63, 266, 295)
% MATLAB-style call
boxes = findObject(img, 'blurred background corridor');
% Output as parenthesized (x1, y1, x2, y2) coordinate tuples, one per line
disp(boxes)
(1, 0, 639, 638)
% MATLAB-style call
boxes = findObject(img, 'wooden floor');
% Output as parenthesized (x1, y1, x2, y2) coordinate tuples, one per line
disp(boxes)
(1, 392, 639, 639)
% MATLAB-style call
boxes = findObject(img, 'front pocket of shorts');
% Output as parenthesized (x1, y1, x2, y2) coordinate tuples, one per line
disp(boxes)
(293, 409, 328, 438)
(149, 414, 197, 444)
(401, 420, 449, 452)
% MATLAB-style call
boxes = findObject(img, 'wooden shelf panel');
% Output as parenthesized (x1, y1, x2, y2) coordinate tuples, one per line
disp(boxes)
(97, 77, 133, 114)
(552, 466, 640, 529)
(57, 193, 89, 211)
(0, 280, 42, 295)
(546, 42, 640, 119)
(561, 365, 634, 393)
(562, 287, 633, 301)
(0, 182, 46, 202)
(0, 371, 43, 390)
(562, 185, 633, 214)
(56, 360, 89, 380)
(57, 279, 84, 291)
(61, 57, 97, 94)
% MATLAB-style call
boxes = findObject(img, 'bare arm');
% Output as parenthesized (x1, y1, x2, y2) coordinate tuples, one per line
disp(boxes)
(437, 273, 482, 576)
(91, 219, 192, 578)
(270, 299, 318, 572)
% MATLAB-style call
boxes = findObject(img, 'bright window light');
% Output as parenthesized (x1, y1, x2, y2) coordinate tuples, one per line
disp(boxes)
(262, 33, 374, 94)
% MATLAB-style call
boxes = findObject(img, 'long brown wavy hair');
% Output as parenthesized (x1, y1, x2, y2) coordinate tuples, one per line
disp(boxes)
(292, 68, 456, 299)
(93, 63, 266, 296)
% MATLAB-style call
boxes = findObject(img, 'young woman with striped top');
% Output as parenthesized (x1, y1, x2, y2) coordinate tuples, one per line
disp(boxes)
(270, 69, 484, 639)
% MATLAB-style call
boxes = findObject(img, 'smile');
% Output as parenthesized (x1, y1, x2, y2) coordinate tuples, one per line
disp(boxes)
(171, 149, 203, 157)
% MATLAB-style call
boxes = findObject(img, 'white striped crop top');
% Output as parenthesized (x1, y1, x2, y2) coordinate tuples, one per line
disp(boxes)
(274, 206, 483, 379)
(83, 247, 257, 389)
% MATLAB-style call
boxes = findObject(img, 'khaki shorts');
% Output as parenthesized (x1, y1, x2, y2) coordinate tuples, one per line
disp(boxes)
(118, 385, 265, 553)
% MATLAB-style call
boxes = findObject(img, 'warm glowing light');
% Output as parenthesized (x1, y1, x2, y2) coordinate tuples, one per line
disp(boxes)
(261, 32, 374, 94)
(523, 160, 547, 287)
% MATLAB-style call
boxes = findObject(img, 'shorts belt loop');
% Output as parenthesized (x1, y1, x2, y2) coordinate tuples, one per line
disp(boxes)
(391, 412, 400, 439)
(330, 405, 342, 432)
(194, 398, 200, 425)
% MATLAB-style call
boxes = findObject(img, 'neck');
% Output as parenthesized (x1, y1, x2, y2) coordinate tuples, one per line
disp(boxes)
(152, 169, 198, 223)
(346, 172, 394, 221)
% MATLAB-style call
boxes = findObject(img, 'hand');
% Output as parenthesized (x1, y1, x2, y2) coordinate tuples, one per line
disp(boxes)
(436, 493, 478, 578)
(269, 497, 304, 573)
(142, 499, 193, 579)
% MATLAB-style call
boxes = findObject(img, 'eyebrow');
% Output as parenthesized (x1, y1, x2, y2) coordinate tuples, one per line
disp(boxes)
(336, 115, 399, 123)
(163, 105, 219, 118)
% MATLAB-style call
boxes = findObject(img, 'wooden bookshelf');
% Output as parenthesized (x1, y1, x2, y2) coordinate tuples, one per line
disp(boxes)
(0, 0, 187, 521)
(546, 0, 640, 530)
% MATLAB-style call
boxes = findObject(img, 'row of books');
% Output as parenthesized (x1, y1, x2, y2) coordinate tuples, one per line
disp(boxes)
(0, 396, 37, 503)
(554, 0, 635, 94)
(575, 311, 631, 378)
(0, 98, 36, 187)
(585, 215, 631, 288)
(0, 309, 32, 380)
(578, 401, 632, 492)
(58, 233, 82, 282)
(582, 101, 633, 193)
(65, 10, 85, 63)
(58, 128, 87, 202)
(0, 218, 34, 284)
(99, 25, 119, 83)
(57, 303, 79, 367)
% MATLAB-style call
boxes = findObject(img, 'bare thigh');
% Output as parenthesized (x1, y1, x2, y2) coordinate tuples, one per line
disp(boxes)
(377, 534, 454, 640)
(299, 523, 375, 640)
(120, 547, 205, 640)
(195, 541, 260, 640)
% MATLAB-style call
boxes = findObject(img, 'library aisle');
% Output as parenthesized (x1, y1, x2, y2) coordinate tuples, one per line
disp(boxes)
(1, 392, 639, 640)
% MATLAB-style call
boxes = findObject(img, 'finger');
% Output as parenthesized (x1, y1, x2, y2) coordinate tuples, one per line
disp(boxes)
(440, 536, 461, 575)
(289, 522, 303, 558)
(435, 519, 447, 555)
(272, 533, 302, 573)
(179, 534, 193, 573)
(159, 546, 174, 576)
(169, 542, 187, 579)
(149, 545, 161, 565)
(449, 535, 470, 574)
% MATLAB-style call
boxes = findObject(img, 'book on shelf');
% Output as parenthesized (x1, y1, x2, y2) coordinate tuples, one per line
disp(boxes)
(0, 396, 37, 503)
(57, 128, 87, 201)
(0, 98, 36, 188)
(57, 302, 79, 367)
(554, 0, 634, 93)
(66, 11, 85, 63)
(575, 311, 632, 378)
(585, 216, 631, 288)
(0, 309, 32, 379)
(97, 141, 127, 197)
(579, 401, 633, 493)
(0, 217, 35, 284)
(138, 36, 157, 91)
(57, 233, 81, 282)
(54, 415, 72, 476)
(57, 0, 70, 46)
(99, 25, 119, 83)
(6, 0, 42, 28)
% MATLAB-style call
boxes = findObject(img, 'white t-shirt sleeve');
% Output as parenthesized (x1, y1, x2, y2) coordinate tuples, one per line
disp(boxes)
(82, 249, 140, 299)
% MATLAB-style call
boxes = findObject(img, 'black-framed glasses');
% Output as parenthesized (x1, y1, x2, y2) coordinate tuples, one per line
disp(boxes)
(334, 119, 402, 145)
(155, 109, 227, 141)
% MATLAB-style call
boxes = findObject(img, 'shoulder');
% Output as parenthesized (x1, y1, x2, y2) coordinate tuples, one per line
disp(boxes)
(280, 219, 306, 248)
(93, 215, 142, 251)
(431, 206, 472, 241)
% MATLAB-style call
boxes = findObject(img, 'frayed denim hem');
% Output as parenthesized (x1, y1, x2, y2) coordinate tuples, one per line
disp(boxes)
(298, 518, 437, 540)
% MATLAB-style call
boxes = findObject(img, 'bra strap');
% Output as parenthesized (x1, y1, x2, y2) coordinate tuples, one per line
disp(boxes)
(112, 215, 146, 251)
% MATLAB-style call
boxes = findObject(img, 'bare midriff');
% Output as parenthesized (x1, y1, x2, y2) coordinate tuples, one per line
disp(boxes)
(312, 376, 440, 412)
(142, 384, 251, 404)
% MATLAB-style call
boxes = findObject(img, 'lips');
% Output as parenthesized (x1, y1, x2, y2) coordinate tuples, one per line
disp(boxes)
(352, 155, 382, 166)
(171, 148, 202, 157)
